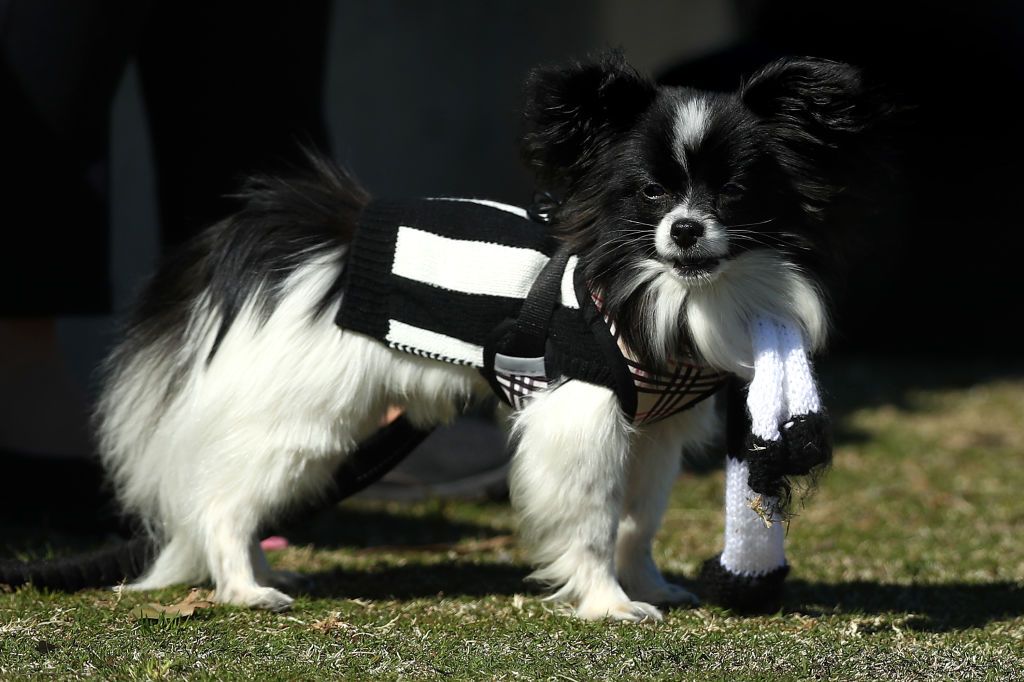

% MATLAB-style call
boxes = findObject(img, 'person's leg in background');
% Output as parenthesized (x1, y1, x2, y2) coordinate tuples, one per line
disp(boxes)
(1, 1, 152, 526)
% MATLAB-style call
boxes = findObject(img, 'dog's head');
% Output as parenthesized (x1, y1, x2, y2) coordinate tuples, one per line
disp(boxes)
(522, 53, 889, 367)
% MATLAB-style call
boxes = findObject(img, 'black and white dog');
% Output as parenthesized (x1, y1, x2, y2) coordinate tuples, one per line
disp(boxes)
(96, 54, 887, 620)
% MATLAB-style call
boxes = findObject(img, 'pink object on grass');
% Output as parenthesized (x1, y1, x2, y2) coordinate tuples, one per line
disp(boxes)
(260, 536, 289, 551)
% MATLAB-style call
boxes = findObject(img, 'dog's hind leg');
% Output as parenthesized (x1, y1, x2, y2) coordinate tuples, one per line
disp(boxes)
(616, 402, 716, 608)
(510, 380, 660, 621)
(123, 534, 206, 591)
(201, 508, 294, 611)
(189, 438, 357, 611)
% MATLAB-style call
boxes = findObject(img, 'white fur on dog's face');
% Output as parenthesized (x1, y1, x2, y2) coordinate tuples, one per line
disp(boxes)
(652, 203, 730, 278)
(672, 97, 711, 158)
(651, 97, 731, 281)
(618, 248, 825, 373)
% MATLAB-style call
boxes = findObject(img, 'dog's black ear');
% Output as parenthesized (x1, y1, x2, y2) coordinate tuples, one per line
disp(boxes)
(741, 57, 872, 136)
(741, 57, 892, 213)
(522, 52, 656, 190)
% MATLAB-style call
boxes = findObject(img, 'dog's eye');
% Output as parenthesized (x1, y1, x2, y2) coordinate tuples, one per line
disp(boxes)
(719, 182, 744, 209)
(721, 182, 744, 198)
(641, 183, 666, 200)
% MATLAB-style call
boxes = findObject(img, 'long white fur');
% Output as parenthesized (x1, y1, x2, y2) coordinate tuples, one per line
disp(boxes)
(683, 251, 826, 376)
(616, 401, 717, 606)
(509, 381, 646, 620)
(99, 249, 486, 609)
(632, 250, 825, 374)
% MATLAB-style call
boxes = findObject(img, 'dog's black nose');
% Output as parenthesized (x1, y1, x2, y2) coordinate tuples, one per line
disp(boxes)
(670, 219, 704, 249)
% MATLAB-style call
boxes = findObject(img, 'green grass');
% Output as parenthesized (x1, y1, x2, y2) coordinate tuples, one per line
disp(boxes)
(2, 360, 1023, 680)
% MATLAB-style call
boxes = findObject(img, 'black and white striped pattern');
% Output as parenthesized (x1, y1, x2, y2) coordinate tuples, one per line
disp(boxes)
(339, 198, 578, 368)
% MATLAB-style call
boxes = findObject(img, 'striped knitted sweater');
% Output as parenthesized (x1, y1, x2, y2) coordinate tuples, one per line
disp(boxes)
(336, 197, 727, 424)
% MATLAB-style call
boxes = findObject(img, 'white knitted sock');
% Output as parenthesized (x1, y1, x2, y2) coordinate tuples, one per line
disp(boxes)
(777, 320, 821, 416)
(720, 456, 786, 575)
(746, 317, 786, 442)
(719, 315, 789, 576)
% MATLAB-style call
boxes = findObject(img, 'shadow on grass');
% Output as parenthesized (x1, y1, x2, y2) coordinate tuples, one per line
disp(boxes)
(307, 562, 534, 601)
(279, 504, 507, 550)
(281, 502, 536, 600)
(303, 561, 1021, 633)
(782, 578, 1024, 632)
(285, 504, 1022, 631)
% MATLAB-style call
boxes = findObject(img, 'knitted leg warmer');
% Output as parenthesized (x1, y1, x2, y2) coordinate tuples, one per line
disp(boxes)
(700, 316, 829, 612)
(698, 454, 789, 612)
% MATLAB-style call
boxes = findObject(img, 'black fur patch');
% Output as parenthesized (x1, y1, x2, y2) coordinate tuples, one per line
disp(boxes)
(698, 553, 789, 613)
(521, 51, 656, 193)
(740, 57, 895, 219)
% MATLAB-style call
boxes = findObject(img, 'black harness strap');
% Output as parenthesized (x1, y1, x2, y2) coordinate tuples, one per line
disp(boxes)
(504, 246, 571, 358)
(482, 247, 572, 402)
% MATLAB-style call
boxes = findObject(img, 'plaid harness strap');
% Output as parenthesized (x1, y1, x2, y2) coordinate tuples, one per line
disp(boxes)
(624, 354, 727, 425)
(489, 287, 727, 425)
(493, 371, 550, 412)
(594, 293, 728, 425)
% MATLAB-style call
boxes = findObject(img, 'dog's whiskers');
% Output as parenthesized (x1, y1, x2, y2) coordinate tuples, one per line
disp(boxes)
(729, 232, 812, 252)
(620, 218, 660, 228)
(721, 218, 776, 229)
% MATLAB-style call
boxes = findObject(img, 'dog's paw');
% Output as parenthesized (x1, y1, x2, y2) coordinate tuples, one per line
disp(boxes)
(619, 561, 700, 607)
(219, 585, 295, 612)
(575, 597, 663, 622)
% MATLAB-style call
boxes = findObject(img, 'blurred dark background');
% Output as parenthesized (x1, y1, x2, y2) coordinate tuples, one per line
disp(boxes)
(2, 0, 1022, 532)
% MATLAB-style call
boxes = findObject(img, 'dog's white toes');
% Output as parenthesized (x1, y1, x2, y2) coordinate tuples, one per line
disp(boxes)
(576, 598, 664, 622)
(220, 586, 295, 612)
(249, 587, 295, 612)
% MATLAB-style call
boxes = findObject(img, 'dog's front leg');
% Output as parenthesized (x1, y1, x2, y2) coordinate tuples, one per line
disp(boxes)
(510, 380, 660, 621)
(616, 403, 715, 608)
